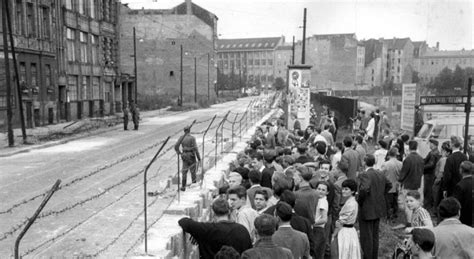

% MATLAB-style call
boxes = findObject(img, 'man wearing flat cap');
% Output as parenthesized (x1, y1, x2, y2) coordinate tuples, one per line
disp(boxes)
(175, 125, 201, 191)
(423, 139, 441, 211)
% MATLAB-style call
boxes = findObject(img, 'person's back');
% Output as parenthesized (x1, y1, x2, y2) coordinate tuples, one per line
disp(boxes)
(241, 214, 294, 259)
(178, 198, 252, 258)
(272, 202, 310, 259)
(432, 197, 474, 259)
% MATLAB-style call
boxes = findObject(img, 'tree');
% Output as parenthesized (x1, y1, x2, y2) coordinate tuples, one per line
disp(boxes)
(272, 77, 286, 90)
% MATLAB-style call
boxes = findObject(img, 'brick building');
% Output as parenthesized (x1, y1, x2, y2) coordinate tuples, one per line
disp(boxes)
(0, 0, 58, 130)
(120, 0, 218, 104)
(294, 33, 365, 91)
(216, 37, 286, 89)
(59, 0, 121, 120)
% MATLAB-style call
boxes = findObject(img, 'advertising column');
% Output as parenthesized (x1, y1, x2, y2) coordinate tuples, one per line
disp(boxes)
(287, 65, 312, 130)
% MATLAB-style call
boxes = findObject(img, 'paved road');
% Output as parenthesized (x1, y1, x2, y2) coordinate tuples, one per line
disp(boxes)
(0, 96, 269, 258)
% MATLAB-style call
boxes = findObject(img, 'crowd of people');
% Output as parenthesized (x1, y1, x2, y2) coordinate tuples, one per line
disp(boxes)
(178, 106, 474, 259)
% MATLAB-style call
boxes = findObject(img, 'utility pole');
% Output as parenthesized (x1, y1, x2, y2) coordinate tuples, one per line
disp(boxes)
(194, 56, 197, 103)
(207, 53, 210, 101)
(2, 0, 14, 146)
(292, 36, 295, 65)
(133, 27, 138, 105)
(302, 8, 307, 64)
(464, 77, 472, 155)
(180, 45, 183, 106)
(5, 0, 26, 143)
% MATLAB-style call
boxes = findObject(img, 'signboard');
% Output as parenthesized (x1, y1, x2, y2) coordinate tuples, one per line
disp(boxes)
(401, 83, 417, 132)
(420, 96, 474, 105)
(287, 65, 312, 129)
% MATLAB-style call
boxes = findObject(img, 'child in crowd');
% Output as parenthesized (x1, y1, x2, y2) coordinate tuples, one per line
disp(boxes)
(404, 190, 433, 233)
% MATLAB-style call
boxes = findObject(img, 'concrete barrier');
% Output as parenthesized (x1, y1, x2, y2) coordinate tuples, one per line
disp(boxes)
(131, 107, 278, 259)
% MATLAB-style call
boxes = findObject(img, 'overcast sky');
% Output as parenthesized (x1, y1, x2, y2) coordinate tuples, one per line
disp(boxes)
(123, 0, 473, 50)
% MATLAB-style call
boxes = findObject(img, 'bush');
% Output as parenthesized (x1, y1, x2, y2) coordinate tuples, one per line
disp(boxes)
(138, 93, 174, 111)
(168, 102, 200, 111)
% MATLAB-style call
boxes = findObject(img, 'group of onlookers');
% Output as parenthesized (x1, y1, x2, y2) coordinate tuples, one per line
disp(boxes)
(178, 108, 473, 259)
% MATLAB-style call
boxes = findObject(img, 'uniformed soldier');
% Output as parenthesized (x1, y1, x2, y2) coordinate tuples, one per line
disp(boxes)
(175, 126, 201, 191)
(123, 104, 130, 131)
(130, 100, 140, 130)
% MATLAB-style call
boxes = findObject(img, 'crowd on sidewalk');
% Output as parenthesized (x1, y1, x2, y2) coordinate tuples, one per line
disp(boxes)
(177, 107, 474, 259)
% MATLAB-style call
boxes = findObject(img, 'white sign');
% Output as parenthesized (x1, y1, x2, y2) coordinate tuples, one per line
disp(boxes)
(288, 68, 311, 129)
(401, 83, 417, 132)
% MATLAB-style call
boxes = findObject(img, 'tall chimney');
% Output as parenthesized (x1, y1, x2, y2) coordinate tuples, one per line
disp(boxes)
(186, 0, 192, 15)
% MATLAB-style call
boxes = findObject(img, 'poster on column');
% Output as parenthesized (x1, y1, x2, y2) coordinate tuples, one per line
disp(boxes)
(287, 65, 312, 130)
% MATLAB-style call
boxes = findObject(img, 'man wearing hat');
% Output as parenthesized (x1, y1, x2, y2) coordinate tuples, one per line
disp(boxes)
(174, 125, 201, 191)
(423, 139, 441, 211)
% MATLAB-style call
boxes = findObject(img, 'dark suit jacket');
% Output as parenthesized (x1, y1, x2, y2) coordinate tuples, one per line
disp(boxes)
(261, 166, 275, 189)
(442, 151, 467, 196)
(453, 176, 473, 227)
(178, 218, 252, 259)
(358, 168, 392, 220)
(399, 152, 424, 190)
(424, 149, 441, 175)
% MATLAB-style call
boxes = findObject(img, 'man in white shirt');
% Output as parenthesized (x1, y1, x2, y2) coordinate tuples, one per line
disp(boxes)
(228, 185, 259, 241)
(313, 181, 329, 259)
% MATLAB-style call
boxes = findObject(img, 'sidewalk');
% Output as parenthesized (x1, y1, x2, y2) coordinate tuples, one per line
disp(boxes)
(0, 107, 173, 157)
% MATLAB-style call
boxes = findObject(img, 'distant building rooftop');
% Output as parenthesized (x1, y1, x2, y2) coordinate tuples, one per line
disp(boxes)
(217, 37, 283, 51)
(419, 50, 474, 58)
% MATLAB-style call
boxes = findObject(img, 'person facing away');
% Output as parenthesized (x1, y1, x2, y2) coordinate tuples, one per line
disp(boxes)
(453, 161, 473, 226)
(408, 228, 436, 259)
(357, 154, 391, 259)
(432, 197, 474, 258)
(174, 125, 201, 191)
(241, 214, 294, 259)
(340, 136, 361, 180)
(442, 138, 467, 197)
(130, 100, 140, 130)
(123, 105, 130, 131)
(272, 202, 310, 259)
(178, 198, 252, 259)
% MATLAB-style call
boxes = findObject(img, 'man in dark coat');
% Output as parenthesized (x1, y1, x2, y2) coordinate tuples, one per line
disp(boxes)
(178, 198, 252, 258)
(358, 154, 392, 259)
(130, 100, 140, 130)
(123, 105, 129, 131)
(423, 139, 441, 210)
(175, 125, 201, 191)
(453, 161, 473, 226)
(442, 139, 467, 197)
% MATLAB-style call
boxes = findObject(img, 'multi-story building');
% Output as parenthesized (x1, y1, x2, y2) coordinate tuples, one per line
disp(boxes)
(58, 0, 121, 120)
(415, 49, 474, 84)
(382, 38, 415, 86)
(0, 0, 58, 129)
(294, 33, 365, 91)
(216, 36, 286, 88)
(120, 0, 218, 104)
(274, 45, 292, 81)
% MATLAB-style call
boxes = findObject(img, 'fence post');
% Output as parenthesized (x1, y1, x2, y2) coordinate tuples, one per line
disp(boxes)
(239, 111, 243, 141)
(200, 115, 217, 189)
(231, 112, 239, 149)
(215, 111, 230, 168)
(143, 136, 170, 254)
(15, 179, 61, 259)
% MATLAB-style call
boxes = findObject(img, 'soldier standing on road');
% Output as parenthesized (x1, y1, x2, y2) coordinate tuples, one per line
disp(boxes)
(123, 104, 130, 131)
(130, 100, 140, 130)
(175, 126, 201, 191)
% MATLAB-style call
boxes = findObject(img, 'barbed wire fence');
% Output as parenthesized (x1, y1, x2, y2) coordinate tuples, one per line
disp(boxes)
(5, 95, 277, 258)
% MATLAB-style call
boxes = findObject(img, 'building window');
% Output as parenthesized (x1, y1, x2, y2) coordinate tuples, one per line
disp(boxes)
(30, 63, 37, 87)
(92, 77, 100, 99)
(255, 59, 260, 66)
(68, 76, 78, 101)
(45, 64, 51, 87)
(66, 28, 75, 61)
(90, 34, 98, 64)
(41, 6, 50, 39)
(261, 59, 266, 66)
(268, 59, 273, 66)
(82, 76, 89, 100)
(169, 71, 174, 76)
(397, 66, 400, 72)
(80, 32, 88, 63)
(104, 82, 111, 102)
(26, 2, 36, 37)
(65, 0, 73, 10)
(15, 0, 24, 35)
(248, 59, 253, 66)
(89, 0, 96, 19)
(19, 62, 26, 85)
(78, 0, 85, 15)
